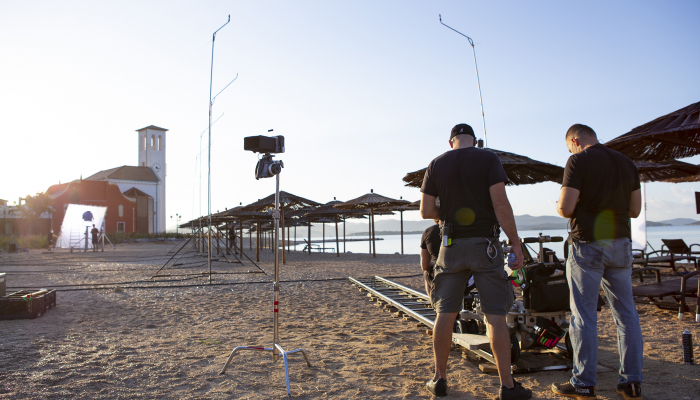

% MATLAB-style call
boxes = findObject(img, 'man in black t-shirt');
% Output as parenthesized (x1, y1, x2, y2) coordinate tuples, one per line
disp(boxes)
(419, 219, 441, 295)
(551, 124, 643, 400)
(420, 123, 530, 400)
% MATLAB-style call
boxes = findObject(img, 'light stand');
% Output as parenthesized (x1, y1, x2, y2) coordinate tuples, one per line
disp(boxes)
(439, 14, 488, 147)
(220, 156, 311, 397)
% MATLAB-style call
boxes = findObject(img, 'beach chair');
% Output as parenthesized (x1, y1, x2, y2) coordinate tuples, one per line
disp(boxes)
(631, 267, 700, 321)
(661, 239, 700, 256)
(644, 242, 698, 274)
(302, 239, 321, 254)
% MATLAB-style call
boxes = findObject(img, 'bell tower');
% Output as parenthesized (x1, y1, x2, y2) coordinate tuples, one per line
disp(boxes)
(136, 125, 167, 233)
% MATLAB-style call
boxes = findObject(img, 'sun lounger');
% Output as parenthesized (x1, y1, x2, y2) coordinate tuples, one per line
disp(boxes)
(301, 239, 335, 254)
(643, 250, 697, 274)
(631, 267, 700, 321)
(661, 239, 700, 256)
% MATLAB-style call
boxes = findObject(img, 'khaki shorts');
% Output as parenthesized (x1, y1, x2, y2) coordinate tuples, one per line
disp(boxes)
(430, 237, 514, 315)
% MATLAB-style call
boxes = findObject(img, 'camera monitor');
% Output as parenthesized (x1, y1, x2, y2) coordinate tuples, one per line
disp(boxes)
(244, 135, 285, 154)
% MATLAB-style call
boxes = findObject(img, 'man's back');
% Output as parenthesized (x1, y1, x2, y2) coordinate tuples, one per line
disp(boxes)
(421, 147, 507, 237)
(563, 144, 640, 241)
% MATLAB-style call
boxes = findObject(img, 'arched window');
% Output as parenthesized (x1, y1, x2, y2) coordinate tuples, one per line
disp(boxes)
(151, 135, 155, 150)
(118, 205, 124, 217)
(158, 135, 162, 151)
(143, 135, 147, 151)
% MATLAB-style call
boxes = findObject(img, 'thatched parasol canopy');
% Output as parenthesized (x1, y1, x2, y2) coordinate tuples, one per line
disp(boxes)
(402, 148, 564, 188)
(375, 200, 420, 255)
(241, 191, 321, 211)
(606, 101, 700, 162)
(635, 160, 700, 183)
(333, 192, 410, 210)
(334, 191, 408, 257)
(241, 193, 320, 264)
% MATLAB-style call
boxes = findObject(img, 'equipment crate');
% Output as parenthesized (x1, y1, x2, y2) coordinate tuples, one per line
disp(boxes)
(0, 290, 53, 320)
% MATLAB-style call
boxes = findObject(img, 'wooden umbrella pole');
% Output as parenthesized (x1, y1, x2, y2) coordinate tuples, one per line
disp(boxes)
(308, 218, 312, 256)
(216, 225, 221, 255)
(343, 218, 346, 253)
(281, 207, 286, 264)
(249, 227, 252, 250)
(239, 218, 244, 257)
(322, 223, 325, 252)
(367, 216, 372, 254)
(256, 217, 260, 262)
(335, 215, 339, 257)
(400, 210, 404, 255)
(371, 208, 376, 258)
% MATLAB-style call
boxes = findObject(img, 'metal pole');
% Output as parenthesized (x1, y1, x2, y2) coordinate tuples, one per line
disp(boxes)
(273, 173, 281, 361)
(439, 14, 487, 147)
(207, 15, 231, 285)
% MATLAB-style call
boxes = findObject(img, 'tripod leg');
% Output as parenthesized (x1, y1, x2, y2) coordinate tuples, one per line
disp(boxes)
(282, 350, 291, 397)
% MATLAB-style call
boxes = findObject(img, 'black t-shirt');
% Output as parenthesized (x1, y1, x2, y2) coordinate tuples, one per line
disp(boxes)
(420, 224, 441, 262)
(91, 228, 99, 240)
(562, 144, 640, 241)
(421, 147, 508, 237)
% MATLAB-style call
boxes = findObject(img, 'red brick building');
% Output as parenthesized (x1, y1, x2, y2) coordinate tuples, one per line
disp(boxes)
(46, 178, 154, 235)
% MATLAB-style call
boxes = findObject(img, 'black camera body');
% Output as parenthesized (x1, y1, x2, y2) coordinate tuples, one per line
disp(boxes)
(255, 155, 283, 180)
(245, 134, 285, 179)
(244, 135, 285, 154)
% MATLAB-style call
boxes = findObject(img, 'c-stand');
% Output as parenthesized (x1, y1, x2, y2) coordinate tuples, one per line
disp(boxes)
(219, 160, 311, 398)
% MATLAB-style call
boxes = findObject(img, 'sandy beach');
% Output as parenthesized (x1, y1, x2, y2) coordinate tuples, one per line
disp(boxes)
(0, 241, 698, 399)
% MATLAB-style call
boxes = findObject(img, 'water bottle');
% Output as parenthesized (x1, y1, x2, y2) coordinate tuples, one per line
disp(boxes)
(682, 328, 694, 365)
(506, 253, 525, 287)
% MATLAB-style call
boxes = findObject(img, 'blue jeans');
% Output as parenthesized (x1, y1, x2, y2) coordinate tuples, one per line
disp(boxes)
(567, 238, 643, 387)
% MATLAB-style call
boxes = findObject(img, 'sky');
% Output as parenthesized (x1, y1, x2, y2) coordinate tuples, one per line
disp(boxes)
(1, 0, 699, 231)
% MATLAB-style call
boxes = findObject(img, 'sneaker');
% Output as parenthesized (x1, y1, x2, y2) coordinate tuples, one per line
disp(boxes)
(616, 382, 642, 399)
(425, 378, 447, 397)
(499, 380, 533, 400)
(551, 381, 596, 399)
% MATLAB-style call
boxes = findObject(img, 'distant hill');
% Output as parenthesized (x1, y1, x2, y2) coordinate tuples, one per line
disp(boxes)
(688, 221, 700, 226)
(515, 214, 568, 231)
(646, 221, 671, 227)
(330, 214, 568, 236)
(656, 218, 698, 226)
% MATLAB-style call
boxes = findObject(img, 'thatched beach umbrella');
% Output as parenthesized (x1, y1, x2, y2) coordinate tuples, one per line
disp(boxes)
(242, 192, 321, 264)
(403, 147, 564, 188)
(334, 190, 409, 257)
(305, 198, 366, 257)
(377, 197, 420, 255)
(635, 160, 700, 183)
(606, 101, 700, 162)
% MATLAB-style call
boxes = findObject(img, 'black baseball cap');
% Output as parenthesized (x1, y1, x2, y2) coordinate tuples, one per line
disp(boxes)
(450, 123, 476, 140)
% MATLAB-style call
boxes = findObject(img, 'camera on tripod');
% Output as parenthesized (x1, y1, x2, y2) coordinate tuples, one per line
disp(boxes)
(244, 134, 285, 180)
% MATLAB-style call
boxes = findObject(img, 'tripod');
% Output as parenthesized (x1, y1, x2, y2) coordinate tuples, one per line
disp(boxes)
(219, 170, 311, 397)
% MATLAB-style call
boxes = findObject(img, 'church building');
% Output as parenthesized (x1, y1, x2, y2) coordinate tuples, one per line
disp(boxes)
(47, 126, 168, 234)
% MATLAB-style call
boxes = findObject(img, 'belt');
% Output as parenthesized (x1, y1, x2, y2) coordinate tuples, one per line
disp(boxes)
(452, 230, 490, 239)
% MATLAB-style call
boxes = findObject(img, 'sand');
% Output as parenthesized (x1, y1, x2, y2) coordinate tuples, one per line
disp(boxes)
(0, 241, 698, 399)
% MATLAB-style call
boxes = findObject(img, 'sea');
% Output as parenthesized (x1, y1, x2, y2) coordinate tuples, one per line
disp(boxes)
(289, 225, 700, 257)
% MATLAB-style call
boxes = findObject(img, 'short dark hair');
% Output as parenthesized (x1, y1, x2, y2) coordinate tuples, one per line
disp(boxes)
(566, 124, 597, 141)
